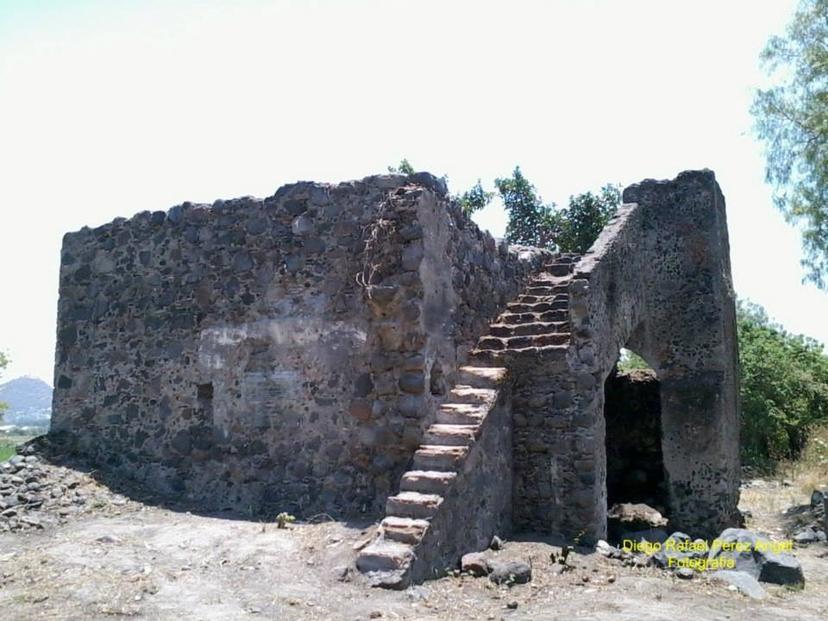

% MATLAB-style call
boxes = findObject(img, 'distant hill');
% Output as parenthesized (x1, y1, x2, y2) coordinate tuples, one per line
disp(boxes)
(0, 377, 52, 428)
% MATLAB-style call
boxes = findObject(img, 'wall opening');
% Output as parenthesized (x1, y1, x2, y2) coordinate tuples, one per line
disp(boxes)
(603, 349, 669, 539)
(197, 382, 214, 402)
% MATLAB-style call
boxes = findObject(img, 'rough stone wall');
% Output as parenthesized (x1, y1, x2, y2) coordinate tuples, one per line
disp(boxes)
(50, 173, 546, 518)
(513, 170, 740, 541)
(620, 171, 741, 536)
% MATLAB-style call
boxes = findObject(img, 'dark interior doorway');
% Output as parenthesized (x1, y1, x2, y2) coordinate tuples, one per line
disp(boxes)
(603, 358, 669, 519)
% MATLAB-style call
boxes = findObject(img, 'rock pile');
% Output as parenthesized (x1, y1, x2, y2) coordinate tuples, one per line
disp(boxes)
(790, 489, 827, 545)
(0, 448, 128, 533)
(596, 526, 805, 598)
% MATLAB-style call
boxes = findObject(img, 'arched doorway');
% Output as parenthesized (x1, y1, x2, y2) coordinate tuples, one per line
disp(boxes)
(603, 348, 669, 540)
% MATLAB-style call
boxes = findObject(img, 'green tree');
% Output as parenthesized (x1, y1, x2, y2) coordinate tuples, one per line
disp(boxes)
(494, 167, 619, 252)
(737, 300, 828, 468)
(456, 179, 493, 217)
(387, 158, 415, 175)
(553, 184, 620, 253)
(752, 0, 828, 288)
(495, 166, 558, 247)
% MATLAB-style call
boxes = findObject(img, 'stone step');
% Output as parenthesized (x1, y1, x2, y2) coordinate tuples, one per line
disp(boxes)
(356, 540, 415, 573)
(470, 344, 568, 363)
(496, 312, 538, 324)
(545, 254, 580, 265)
(413, 445, 469, 470)
(515, 293, 569, 308)
(497, 310, 569, 325)
(547, 263, 574, 277)
(489, 321, 569, 337)
(400, 470, 457, 494)
(455, 366, 508, 389)
(386, 491, 443, 519)
(447, 386, 497, 405)
(508, 333, 569, 348)
(525, 285, 569, 296)
(379, 516, 431, 545)
(538, 310, 570, 322)
(477, 336, 506, 350)
(506, 300, 568, 313)
(436, 403, 488, 425)
(423, 424, 478, 446)
(476, 334, 569, 351)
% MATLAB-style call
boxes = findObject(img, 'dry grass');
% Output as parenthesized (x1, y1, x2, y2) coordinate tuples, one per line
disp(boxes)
(738, 425, 828, 531)
(787, 424, 828, 498)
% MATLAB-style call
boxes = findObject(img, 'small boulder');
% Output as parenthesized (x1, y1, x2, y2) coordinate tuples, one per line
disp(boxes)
(711, 570, 766, 600)
(708, 528, 805, 587)
(792, 527, 823, 545)
(707, 528, 765, 577)
(607, 502, 668, 541)
(653, 532, 705, 569)
(595, 539, 620, 558)
(759, 552, 805, 587)
(488, 559, 532, 585)
(461, 552, 490, 577)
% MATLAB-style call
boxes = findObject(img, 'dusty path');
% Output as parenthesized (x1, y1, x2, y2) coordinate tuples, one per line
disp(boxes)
(0, 466, 826, 620)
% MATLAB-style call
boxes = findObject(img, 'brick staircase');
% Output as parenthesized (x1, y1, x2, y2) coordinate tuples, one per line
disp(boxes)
(355, 253, 581, 587)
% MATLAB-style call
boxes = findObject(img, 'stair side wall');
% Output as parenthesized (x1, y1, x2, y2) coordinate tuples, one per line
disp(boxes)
(407, 387, 514, 583)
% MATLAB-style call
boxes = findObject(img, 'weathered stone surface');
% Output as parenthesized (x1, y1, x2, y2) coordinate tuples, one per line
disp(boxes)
(711, 570, 766, 599)
(707, 528, 766, 577)
(50, 169, 742, 589)
(707, 528, 804, 586)
(51, 173, 546, 519)
(460, 552, 489, 576)
(759, 551, 805, 586)
(513, 171, 740, 542)
(488, 559, 532, 585)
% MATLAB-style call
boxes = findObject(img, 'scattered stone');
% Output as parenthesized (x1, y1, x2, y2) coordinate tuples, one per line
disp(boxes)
(711, 570, 766, 600)
(595, 539, 620, 558)
(490, 535, 504, 551)
(506, 601, 518, 610)
(675, 567, 694, 580)
(461, 552, 490, 577)
(793, 527, 825, 545)
(96, 535, 122, 545)
(759, 551, 805, 587)
(653, 532, 704, 569)
(607, 503, 667, 541)
(708, 528, 805, 587)
(488, 560, 532, 585)
(404, 585, 428, 601)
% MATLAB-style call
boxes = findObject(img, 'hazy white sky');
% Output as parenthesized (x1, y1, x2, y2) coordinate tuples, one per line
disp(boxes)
(1, 0, 825, 385)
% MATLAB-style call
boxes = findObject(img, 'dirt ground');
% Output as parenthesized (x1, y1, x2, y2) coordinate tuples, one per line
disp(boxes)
(0, 464, 826, 621)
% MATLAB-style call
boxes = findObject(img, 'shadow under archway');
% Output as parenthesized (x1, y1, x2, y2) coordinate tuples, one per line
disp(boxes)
(603, 349, 669, 541)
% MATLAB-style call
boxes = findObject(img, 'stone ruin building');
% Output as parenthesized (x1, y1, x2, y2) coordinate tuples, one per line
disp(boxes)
(50, 169, 741, 587)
